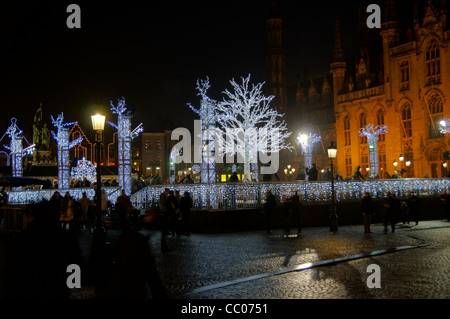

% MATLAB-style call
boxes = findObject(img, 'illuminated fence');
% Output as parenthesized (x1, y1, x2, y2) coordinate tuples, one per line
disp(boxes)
(130, 179, 450, 211)
(7, 187, 122, 205)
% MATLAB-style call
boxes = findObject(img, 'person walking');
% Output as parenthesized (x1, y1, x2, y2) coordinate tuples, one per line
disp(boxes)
(407, 192, 419, 225)
(179, 191, 193, 236)
(263, 190, 276, 233)
(362, 192, 375, 233)
(159, 188, 170, 252)
(383, 192, 396, 233)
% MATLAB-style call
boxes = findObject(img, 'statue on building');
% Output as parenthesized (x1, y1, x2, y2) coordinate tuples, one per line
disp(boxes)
(32, 104, 54, 165)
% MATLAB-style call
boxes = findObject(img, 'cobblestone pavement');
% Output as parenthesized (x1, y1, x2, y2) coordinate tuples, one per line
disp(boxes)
(147, 220, 450, 299)
(1, 220, 449, 300)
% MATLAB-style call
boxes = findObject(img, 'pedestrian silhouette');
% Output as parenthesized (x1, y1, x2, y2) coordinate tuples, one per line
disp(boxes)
(4, 201, 84, 299)
(179, 191, 193, 236)
(263, 190, 276, 233)
(362, 192, 375, 233)
(107, 220, 167, 299)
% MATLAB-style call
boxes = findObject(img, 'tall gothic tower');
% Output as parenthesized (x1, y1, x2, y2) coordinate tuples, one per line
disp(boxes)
(266, 1, 287, 113)
(330, 17, 347, 105)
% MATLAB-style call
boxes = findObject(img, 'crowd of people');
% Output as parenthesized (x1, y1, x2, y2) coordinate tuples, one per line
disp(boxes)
(361, 191, 422, 234)
(154, 188, 193, 252)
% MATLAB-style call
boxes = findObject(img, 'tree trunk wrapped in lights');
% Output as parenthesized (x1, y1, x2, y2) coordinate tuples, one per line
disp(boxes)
(0, 118, 31, 181)
(110, 97, 143, 195)
(187, 77, 217, 184)
(51, 113, 82, 190)
(359, 124, 388, 179)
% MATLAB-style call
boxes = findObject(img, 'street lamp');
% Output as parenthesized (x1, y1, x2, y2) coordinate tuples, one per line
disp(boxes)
(91, 114, 106, 234)
(327, 142, 338, 232)
(284, 165, 296, 181)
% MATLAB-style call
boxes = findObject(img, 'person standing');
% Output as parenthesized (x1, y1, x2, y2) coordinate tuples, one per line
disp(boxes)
(159, 188, 170, 252)
(263, 190, 276, 233)
(166, 190, 180, 236)
(290, 191, 302, 233)
(362, 192, 375, 233)
(60, 192, 74, 231)
(179, 192, 193, 236)
(79, 192, 90, 231)
(306, 163, 318, 181)
(383, 192, 396, 233)
(49, 191, 62, 230)
(116, 189, 133, 231)
(407, 192, 419, 225)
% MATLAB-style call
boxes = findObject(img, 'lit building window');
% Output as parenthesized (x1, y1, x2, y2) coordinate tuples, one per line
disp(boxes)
(401, 104, 412, 138)
(344, 115, 351, 146)
(427, 94, 443, 139)
(377, 109, 385, 142)
(345, 156, 352, 179)
(400, 61, 409, 90)
(359, 113, 367, 144)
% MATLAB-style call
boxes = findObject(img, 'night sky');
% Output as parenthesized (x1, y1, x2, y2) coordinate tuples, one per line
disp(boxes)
(1, 0, 390, 141)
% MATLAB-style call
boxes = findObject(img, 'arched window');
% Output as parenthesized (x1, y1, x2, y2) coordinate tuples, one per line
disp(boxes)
(359, 113, 367, 144)
(344, 115, 351, 146)
(426, 41, 440, 84)
(377, 109, 385, 142)
(400, 61, 409, 90)
(401, 104, 412, 138)
(427, 93, 444, 138)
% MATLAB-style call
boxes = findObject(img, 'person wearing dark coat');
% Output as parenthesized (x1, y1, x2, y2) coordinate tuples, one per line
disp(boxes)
(263, 190, 277, 233)
(362, 192, 375, 233)
(166, 190, 180, 236)
(179, 192, 193, 236)
(4, 201, 84, 300)
(306, 163, 318, 181)
(383, 192, 396, 233)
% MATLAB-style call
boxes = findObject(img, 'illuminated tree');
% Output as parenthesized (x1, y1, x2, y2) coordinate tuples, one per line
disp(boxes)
(359, 124, 388, 179)
(215, 74, 293, 182)
(0, 118, 34, 180)
(109, 97, 143, 195)
(297, 132, 322, 180)
(51, 113, 82, 189)
(187, 77, 217, 184)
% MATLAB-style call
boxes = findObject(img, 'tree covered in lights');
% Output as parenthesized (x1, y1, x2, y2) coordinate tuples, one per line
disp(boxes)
(0, 118, 33, 180)
(51, 113, 82, 190)
(109, 97, 143, 195)
(187, 77, 217, 184)
(297, 132, 321, 180)
(359, 124, 388, 179)
(215, 74, 293, 182)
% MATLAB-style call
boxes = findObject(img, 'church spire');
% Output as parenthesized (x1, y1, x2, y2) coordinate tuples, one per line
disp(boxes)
(333, 17, 345, 62)
(383, 0, 399, 23)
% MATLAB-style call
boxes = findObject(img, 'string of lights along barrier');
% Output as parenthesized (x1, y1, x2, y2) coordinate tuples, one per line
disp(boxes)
(6, 178, 450, 209)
